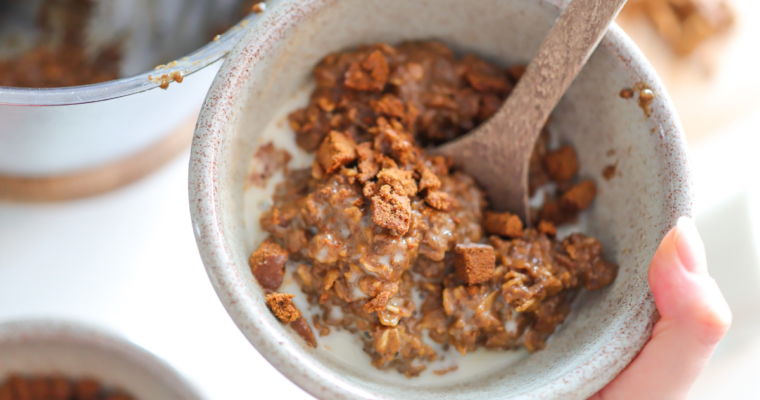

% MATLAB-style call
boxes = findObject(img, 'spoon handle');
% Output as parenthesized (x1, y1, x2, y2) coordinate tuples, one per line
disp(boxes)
(434, 0, 627, 222)
(505, 0, 628, 138)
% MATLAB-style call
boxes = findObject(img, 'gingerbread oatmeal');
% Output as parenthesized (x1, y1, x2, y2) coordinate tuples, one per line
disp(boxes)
(248, 42, 617, 377)
(0, 0, 121, 88)
(0, 374, 134, 400)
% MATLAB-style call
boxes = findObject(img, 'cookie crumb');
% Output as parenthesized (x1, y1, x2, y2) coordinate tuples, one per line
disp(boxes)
(371, 185, 412, 235)
(538, 220, 557, 236)
(425, 190, 451, 211)
(376, 167, 418, 197)
(249, 237, 288, 290)
(544, 145, 578, 182)
(483, 212, 523, 237)
(317, 131, 357, 174)
(291, 317, 317, 347)
(454, 244, 496, 285)
(266, 293, 302, 323)
(345, 50, 389, 92)
(356, 142, 380, 182)
(418, 165, 441, 192)
(560, 180, 597, 213)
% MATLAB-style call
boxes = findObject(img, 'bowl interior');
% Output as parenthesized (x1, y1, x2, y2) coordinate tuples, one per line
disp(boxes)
(0, 321, 201, 400)
(191, 0, 692, 398)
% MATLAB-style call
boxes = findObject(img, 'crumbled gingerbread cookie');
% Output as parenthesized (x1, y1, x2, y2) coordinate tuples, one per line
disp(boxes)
(249, 238, 288, 291)
(317, 131, 357, 174)
(376, 167, 418, 197)
(371, 185, 412, 235)
(266, 293, 302, 323)
(560, 180, 597, 213)
(356, 142, 380, 182)
(345, 50, 389, 92)
(544, 145, 579, 183)
(454, 243, 496, 285)
(537, 220, 558, 236)
(483, 211, 524, 238)
(425, 190, 451, 211)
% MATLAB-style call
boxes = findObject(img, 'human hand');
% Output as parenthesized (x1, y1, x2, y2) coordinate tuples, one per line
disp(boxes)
(589, 216, 731, 400)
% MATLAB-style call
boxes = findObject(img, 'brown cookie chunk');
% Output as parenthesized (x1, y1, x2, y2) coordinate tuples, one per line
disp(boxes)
(544, 145, 579, 182)
(249, 237, 288, 291)
(454, 243, 496, 285)
(317, 131, 357, 174)
(560, 180, 597, 213)
(483, 211, 524, 237)
(371, 185, 412, 235)
(266, 293, 302, 323)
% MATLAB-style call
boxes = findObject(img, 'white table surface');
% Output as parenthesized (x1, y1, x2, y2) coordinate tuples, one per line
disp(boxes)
(0, 152, 311, 400)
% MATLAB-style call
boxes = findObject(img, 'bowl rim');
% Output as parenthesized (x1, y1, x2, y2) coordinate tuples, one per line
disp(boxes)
(0, 318, 204, 400)
(0, 12, 259, 107)
(188, 1, 690, 398)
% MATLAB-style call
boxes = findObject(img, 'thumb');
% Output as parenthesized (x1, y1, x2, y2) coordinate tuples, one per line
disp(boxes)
(591, 216, 731, 400)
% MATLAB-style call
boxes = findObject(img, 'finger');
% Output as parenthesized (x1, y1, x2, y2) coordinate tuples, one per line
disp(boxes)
(590, 216, 731, 400)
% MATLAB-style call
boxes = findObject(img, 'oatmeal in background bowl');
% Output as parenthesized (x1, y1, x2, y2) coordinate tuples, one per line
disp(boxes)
(0, 320, 202, 400)
(189, 0, 692, 398)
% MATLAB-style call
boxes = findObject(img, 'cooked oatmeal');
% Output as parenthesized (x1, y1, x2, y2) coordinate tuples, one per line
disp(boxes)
(0, 0, 121, 89)
(249, 41, 617, 377)
(0, 374, 134, 400)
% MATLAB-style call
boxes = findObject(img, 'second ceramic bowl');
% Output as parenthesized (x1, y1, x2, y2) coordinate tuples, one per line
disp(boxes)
(189, 0, 692, 398)
(0, 320, 203, 400)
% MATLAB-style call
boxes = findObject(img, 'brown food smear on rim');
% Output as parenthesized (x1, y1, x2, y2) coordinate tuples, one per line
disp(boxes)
(603, 163, 618, 180)
(620, 82, 655, 117)
(619, 88, 634, 99)
(251, 2, 266, 13)
(247, 41, 617, 377)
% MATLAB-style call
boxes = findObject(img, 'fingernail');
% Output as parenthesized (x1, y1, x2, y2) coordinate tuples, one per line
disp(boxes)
(673, 216, 708, 275)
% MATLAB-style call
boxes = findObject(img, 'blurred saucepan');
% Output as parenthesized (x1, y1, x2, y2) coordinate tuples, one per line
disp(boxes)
(0, 0, 261, 201)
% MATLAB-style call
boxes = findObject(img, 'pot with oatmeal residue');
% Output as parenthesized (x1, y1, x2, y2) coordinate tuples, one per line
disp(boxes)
(0, 0, 262, 200)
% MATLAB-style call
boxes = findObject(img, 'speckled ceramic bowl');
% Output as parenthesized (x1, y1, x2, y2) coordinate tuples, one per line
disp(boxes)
(189, 0, 692, 398)
(0, 320, 203, 400)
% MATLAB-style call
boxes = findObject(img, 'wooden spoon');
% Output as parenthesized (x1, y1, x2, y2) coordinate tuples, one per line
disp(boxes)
(432, 0, 628, 224)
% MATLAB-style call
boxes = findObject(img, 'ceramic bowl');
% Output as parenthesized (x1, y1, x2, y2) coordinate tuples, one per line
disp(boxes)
(0, 320, 203, 400)
(189, 0, 692, 398)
